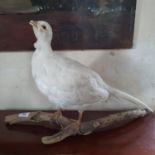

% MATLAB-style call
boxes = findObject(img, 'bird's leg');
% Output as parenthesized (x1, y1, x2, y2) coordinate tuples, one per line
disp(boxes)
(53, 108, 64, 129)
(54, 108, 63, 121)
(66, 111, 83, 133)
(56, 108, 63, 116)
(71, 111, 84, 130)
(77, 111, 83, 125)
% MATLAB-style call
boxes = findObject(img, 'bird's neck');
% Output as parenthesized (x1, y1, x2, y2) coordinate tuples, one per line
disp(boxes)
(34, 40, 52, 54)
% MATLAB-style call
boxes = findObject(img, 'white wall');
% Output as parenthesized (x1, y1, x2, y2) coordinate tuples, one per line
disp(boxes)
(0, 0, 155, 110)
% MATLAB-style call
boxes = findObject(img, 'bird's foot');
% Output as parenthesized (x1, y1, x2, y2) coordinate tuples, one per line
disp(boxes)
(54, 109, 63, 117)
(69, 120, 82, 133)
(69, 111, 83, 132)
(53, 109, 64, 129)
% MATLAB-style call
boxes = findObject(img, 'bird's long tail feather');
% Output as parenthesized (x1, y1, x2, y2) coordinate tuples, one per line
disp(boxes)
(108, 87, 153, 113)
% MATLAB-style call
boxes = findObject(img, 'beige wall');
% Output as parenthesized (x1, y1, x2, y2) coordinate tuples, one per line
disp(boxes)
(0, 0, 155, 110)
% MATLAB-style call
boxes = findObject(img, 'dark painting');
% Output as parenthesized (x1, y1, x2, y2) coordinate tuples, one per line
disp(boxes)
(0, 0, 136, 51)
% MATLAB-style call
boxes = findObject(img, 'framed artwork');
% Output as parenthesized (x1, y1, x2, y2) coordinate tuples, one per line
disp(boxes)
(0, 0, 136, 51)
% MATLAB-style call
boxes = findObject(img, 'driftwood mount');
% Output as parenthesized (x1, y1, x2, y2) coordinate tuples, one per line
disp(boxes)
(5, 109, 147, 145)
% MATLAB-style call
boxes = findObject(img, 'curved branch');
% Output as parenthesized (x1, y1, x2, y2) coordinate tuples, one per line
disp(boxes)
(5, 109, 147, 145)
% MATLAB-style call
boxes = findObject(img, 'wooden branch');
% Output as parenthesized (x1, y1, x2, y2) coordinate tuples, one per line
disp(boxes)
(5, 109, 147, 145)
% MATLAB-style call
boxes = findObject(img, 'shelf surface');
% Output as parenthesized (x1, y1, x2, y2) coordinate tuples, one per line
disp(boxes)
(0, 110, 154, 155)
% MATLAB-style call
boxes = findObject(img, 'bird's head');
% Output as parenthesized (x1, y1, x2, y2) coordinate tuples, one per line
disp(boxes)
(29, 20, 53, 44)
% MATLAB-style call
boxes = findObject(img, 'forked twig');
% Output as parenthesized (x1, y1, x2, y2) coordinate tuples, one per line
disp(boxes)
(5, 109, 147, 144)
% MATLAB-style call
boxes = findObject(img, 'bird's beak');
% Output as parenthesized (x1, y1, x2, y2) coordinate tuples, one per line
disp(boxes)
(29, 20, 38, 28)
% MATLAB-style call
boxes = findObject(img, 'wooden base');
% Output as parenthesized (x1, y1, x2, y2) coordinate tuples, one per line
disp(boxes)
(0, 110, 154, 155)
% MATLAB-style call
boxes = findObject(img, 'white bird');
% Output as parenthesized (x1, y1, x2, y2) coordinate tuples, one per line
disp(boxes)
(29, 20, 153, 126)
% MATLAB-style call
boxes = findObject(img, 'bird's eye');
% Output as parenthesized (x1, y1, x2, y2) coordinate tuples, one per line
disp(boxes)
(42, 25, 46, 30)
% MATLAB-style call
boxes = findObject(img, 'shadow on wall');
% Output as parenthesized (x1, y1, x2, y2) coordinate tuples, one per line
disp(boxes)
(89, 50, 145, 99)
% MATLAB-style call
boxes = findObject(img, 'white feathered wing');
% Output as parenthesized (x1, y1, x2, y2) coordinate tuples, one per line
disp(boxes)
(32, 48, 153, 112)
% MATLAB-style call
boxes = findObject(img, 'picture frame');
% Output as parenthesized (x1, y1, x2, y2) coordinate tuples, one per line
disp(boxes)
(0, 0, 137, 51)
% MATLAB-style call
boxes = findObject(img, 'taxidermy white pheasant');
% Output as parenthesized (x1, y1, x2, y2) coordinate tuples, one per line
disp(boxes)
(29, 20, 153, 125)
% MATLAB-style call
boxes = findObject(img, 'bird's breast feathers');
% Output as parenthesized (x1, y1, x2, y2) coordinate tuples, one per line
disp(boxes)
(31, 52, 109, 108)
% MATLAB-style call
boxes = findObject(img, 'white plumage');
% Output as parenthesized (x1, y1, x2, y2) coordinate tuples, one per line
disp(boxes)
(29, 20, 152, 119)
